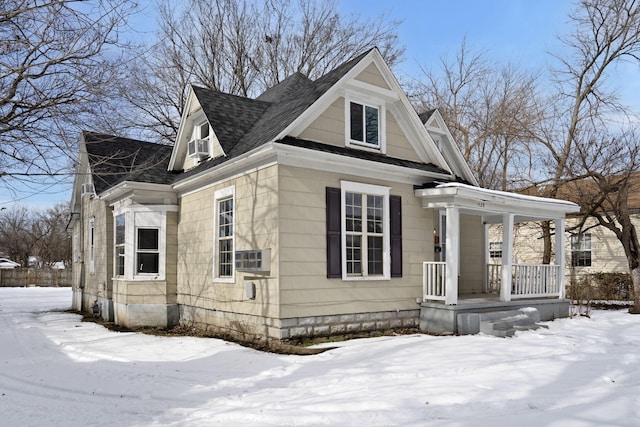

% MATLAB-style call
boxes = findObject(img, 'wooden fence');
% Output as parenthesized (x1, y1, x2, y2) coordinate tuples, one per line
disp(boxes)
(0, 268, 72, 287)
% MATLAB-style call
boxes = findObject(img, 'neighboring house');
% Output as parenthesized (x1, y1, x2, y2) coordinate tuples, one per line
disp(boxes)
(69, 48, 578, 341)
(489, 177, 640, 285)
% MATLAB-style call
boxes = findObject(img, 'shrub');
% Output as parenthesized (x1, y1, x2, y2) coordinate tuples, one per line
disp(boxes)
(590, 272, 634, 301)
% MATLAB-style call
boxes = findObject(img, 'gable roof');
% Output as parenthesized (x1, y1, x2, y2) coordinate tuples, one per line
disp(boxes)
(256, 72, 312, 103)
(178, 50, 373, 173)
(191, 86, 270, 155)
(421, 109, 479, 186)
(418, 109, 436, 124)
(83, 132, 174, 195)
(86, 48, 467, 196)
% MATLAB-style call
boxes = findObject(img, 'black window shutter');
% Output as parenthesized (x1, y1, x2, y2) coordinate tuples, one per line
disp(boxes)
(390, 195, 402, 277)
(326, 187, 342, 278)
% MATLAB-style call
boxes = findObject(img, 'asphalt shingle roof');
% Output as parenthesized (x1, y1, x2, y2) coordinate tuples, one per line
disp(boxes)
(186, 50, 372, 171)
(83, 132, 174, 195)
(256, 72, 312, 103)
(85, 48, 451, 192)
(418, 109, 436, 124)
(192, 86, 270, 154)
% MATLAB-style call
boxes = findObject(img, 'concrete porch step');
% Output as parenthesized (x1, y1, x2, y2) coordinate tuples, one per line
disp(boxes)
(457, 307, 545, 337)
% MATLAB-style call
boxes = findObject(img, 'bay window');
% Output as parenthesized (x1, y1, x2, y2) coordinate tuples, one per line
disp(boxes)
(112, 205, 175, 280)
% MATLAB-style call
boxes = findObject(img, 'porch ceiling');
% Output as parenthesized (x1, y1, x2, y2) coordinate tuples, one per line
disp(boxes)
(414, 182, 579, 222)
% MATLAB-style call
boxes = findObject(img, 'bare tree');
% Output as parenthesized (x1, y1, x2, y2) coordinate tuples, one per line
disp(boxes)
(122, 0, 404, 143)
(37, 203, 72, 267)
(0, 0, 138, 198)
(529, 0, 640, 281)
(0, 205, 43, 266)
(0, 203, 71, 267)
(563, 126, 640, 312)
(414, 39, 540, 190)
(415, 1, 640, 312)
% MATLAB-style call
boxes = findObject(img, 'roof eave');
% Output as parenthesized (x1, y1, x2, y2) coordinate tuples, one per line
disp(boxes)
(273, 142, 454, 185)
(99, 181, 175, 205)
(415, 183, 580, 219)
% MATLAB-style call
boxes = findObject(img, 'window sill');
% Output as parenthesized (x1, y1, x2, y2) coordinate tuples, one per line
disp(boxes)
(213, 277, 235, 284)
(342, 275, 390, 282)
(112, 276, 165, 281)
(346, 140, 383, 153)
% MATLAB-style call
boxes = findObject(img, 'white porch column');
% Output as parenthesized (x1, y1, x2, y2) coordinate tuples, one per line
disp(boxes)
(555, 217, 566, 299)
(445, 206, 459, 305)
(501, 213, 514, 302)
(483, 222, 490, 293)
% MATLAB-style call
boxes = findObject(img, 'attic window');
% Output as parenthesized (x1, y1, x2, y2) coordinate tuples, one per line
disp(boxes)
(199, 122, 209, 139)
(350, 102, 378, 145)
(345, 96, 385, 153)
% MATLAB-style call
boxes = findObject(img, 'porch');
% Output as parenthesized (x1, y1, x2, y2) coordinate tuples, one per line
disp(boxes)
(414, 182, 578, 335)
(423, 262, 564, 302)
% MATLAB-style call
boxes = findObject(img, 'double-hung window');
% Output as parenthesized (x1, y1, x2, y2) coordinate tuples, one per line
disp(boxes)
(570, 233, 592, 267)
(214, 186, 235, 281)
(489, 241, 502, 259)
(115, 214, 125, 276)
(346, 96, 385, 152)
(341, 182, 390, 280)
(136, 228, 159, 274)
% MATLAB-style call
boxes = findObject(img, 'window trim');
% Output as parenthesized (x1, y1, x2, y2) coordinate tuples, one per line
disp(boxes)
(114, 213, 126, 277)
(340, 181, 390, 281)
(213, 186, 235, 283)
(89, 217, 95, 274)
(345, 94, 386, 154)
(135, 227, 160, 275)
(570, 232, 592, 267)
(196, 121, 209, 139)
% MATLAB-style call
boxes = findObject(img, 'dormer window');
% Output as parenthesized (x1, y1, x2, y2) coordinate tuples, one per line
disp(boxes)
(188, 122, 210, 158)
(345, 96, 385, 153)
(198, 122, 209, 139)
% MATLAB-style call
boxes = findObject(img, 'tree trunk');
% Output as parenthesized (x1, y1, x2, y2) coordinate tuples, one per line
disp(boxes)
(629, 262, 640, 314)
(541, 221, 552, 264)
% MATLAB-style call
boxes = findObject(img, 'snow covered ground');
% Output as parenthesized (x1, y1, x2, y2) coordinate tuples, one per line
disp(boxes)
(1, 287, 639, 427)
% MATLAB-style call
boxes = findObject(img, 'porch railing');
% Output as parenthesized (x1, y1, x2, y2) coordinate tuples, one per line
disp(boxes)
(423, 262, 446, 301)
(487, 263, 561, 298)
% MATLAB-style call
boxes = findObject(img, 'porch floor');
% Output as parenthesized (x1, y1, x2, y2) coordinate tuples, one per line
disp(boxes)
(419, 293, 570, 335)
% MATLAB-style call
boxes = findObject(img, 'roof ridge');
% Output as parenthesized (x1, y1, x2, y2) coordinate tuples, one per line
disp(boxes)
(190, 84, 272, 106)
(82, 131, 169, 148)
